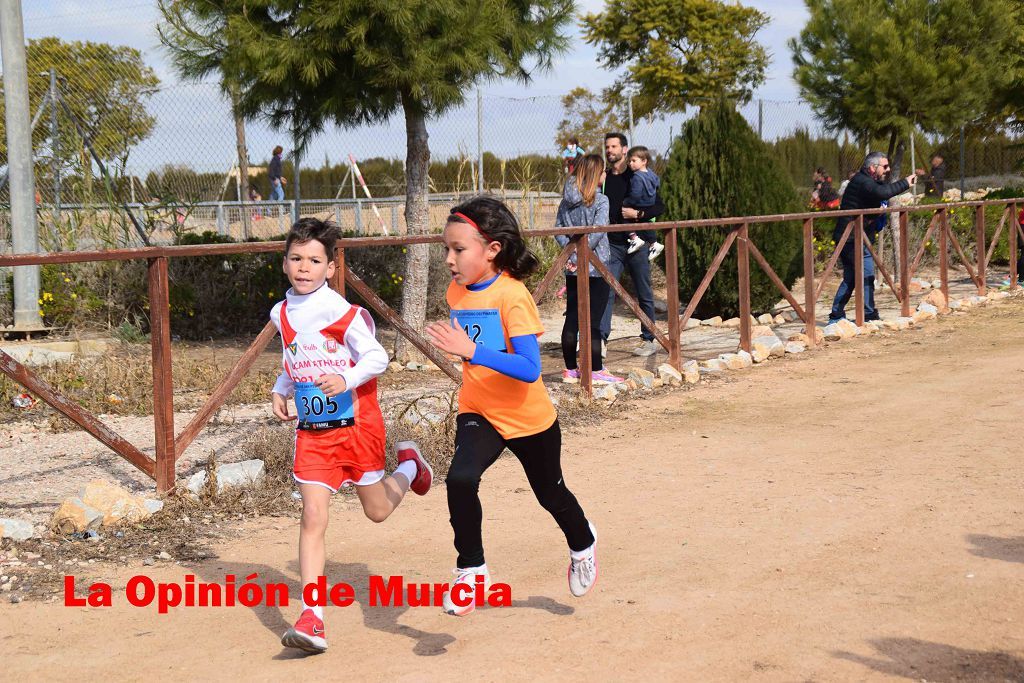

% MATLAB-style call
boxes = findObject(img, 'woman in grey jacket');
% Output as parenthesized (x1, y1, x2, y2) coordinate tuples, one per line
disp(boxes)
(555, 154, 621, 384)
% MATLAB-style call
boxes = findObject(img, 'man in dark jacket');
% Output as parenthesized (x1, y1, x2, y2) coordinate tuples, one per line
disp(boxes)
(923, 154, 945, 198)
(829, 152, 917, 323)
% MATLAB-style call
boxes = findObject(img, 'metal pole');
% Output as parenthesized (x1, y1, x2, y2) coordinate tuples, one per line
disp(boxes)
(628, 93, 635, 145)
(758, 99, 763, 139)
(959, 125, 966, 198)
(909, 125, 916, 197)
(291, 131, 301, 224)
(1, 0, 40, 328)
(477, 89, 484, 192)
(0, 91, 48, 194)
(49, 69, 61, 233)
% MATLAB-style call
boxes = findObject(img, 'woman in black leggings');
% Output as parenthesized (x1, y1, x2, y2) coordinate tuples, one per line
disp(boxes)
(555, 154, 621, 385)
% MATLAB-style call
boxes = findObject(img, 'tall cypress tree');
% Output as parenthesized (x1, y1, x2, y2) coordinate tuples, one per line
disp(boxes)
(663, 100, 802, 318)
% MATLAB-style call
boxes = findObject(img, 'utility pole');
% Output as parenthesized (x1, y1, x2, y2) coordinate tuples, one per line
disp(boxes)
(49, 68, 60, 228)
(0, 0, 40, 329)
(476, 89, 484, 193)
(291, 128, 301, 224)
(959, 125, 966, 198)
(627, 93, 635, 145)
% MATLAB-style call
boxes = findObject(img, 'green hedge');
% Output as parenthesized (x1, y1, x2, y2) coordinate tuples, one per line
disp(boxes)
(663, 100, 803, 318)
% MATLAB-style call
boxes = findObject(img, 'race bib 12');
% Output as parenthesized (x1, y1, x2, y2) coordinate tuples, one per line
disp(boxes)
(451, 308, 506, 352)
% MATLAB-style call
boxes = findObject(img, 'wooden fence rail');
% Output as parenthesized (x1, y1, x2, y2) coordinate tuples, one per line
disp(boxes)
(0, 198, 1019, 492)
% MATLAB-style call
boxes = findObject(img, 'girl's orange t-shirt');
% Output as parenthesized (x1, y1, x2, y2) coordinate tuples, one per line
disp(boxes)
(446, 273, 557, 439)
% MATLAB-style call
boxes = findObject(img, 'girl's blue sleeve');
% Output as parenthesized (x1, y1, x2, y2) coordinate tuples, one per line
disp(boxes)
(468, 334, 541, 383)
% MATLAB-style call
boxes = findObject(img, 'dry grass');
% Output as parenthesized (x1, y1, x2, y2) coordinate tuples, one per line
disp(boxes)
(0, 343, 697, 604)
(1, 343, 277, 425)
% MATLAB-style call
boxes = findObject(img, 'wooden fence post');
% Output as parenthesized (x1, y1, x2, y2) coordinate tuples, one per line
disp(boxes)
(148, 256, 175, 493)
(803, 218, 816, 343)
(854, 214, 865, 326)
(899, 211, 910, 317)
(665, 228, 681, 367)
(939, 208, 949, 304)
(975, 205, 986, 296)
(577, 237, 592, 399)
(737, 222, 752, 353)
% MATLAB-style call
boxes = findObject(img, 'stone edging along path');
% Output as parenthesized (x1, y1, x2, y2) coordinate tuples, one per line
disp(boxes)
(554, 278, 1023, 403)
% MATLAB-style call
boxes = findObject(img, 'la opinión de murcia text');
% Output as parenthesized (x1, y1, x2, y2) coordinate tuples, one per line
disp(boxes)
(64, 574, 511, 613)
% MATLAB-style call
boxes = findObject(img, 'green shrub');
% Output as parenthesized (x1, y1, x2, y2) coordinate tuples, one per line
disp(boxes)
(662, 100, 803, 318)
(940, 200, 1022, 267)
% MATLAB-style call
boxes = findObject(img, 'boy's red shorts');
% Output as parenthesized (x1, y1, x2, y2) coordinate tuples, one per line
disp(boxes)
(292, 426, 386, 492)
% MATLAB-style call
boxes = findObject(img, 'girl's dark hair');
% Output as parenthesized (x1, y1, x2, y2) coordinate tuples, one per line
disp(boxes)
(286, 217, 342, 260)
(273, 145, 284, 155)
(448, 195, 539, 280)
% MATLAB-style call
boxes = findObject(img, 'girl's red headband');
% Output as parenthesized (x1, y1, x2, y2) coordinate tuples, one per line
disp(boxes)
(451, 211, 486, 236)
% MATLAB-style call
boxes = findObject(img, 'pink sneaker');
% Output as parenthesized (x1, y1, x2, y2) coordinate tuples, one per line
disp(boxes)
(561, 368, 579, 384)
(591, 369, 623, 385)
(281, 609, 327, 653)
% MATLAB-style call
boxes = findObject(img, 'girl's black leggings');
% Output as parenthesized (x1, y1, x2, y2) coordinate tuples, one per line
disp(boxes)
(562, 274, 609, 371)
(445, 414, 594, 568)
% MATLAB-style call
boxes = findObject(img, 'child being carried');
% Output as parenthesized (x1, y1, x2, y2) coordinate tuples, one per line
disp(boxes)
(622, 146, 664, 261)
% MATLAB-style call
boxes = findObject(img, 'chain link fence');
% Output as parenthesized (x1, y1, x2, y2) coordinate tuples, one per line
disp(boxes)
(1, 2, 1023, 252)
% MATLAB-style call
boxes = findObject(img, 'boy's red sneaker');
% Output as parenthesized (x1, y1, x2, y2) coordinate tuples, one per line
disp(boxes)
(396, 440, 433, 495)
(281, 609, 327, 653)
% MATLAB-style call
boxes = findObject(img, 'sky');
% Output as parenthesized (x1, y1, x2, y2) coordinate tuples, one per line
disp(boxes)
(16, 1, 817, 176)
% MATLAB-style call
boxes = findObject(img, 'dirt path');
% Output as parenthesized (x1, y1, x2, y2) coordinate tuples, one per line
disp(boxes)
(3, 301, 1024, 681)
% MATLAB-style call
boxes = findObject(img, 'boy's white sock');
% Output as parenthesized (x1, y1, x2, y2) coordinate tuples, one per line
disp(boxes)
(395, 459, 418, 485)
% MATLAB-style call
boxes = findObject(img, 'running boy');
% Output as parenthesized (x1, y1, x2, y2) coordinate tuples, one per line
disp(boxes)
(622, 146, 664, 261)
(425, 196, 598, 616)
(272, 218, 433, 653)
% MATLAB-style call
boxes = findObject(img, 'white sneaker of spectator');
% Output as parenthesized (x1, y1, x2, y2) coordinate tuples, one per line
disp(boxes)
(647, 242, 664, 261)
(626, 233, 645, 255)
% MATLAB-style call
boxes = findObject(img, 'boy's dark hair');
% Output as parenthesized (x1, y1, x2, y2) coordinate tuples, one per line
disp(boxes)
(629, 146, 651, 163)
(568, 136, 579, 145)
(285, 217, 342, 259)
(448, 195, 539, 280)
(604, 132, 628, 147)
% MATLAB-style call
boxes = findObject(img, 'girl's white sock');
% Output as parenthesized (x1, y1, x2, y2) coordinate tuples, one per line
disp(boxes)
(302, 589, 324, 620)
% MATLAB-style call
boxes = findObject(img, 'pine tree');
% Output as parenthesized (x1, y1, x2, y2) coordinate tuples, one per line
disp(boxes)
(219, 0, 572, 360)
(158, 0, 252, 229)
(790, 0, 1018, 177)
(662, 100, 802, 318)
(581, 0, 769, 119)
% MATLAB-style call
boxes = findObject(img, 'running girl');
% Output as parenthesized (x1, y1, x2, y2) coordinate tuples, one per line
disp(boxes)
(271, 218, 433, 653)
(425, 196, 598, 616)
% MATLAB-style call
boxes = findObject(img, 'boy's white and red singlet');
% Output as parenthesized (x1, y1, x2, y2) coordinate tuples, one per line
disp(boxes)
(270, 284, 388, 475)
